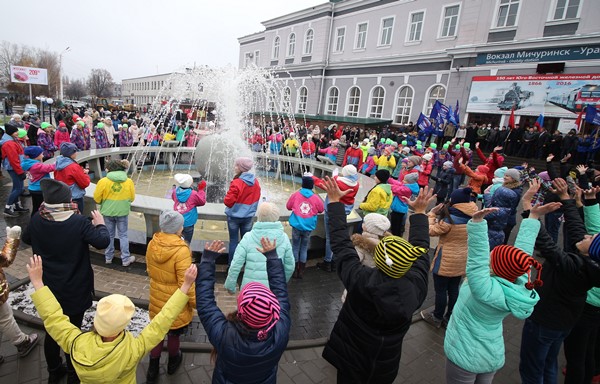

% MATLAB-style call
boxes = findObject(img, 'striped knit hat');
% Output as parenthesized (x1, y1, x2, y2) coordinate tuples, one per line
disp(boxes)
(237, 282, 281, 340)
(374, 236, 428, 278)
(490, 245, 543, 290)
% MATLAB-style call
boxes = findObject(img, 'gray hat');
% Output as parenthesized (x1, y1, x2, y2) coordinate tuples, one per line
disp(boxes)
(403, 172, 419, 184)
(504, 168, 521, 182)
(41, 179, 72, 204)
(159, 210, 184, 234)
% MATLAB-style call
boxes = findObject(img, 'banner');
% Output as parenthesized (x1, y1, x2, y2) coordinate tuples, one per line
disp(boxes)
(10, 65, 48, 85)
(466, 74, 600, 118)
(476, 44, 600, 65)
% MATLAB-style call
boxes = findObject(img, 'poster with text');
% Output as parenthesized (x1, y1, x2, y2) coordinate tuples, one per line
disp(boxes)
(466, 74, 600, 118)
(10, 65, 48, 85)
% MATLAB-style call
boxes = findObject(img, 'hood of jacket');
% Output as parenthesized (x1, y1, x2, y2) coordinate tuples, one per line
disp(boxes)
(176, 187, 192, 203)
(494, 166, 508, 178)
(497, 277, 539, 319)
(249, 221, 288, 244)
(21, 158, 39, 171)
(55, 155, 75, 171)
(378, 183, 392, 195)
(451, 202, 478, 217)
(492, 186, 519, 208)
(300, 188, 314, 198)
(239, 172, 256, 186)
(107, 170, 127, 183)
(351, 232, 389, 254)
(147, 232, 188, 265)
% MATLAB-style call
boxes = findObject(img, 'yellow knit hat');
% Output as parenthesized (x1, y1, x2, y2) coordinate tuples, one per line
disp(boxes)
(374, 236, 428, 278)
(93, 294, 135, 337)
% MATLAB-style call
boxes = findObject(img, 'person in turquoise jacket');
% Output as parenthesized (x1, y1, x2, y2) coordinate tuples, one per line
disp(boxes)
(444, 200, 560, 384)
(224, 202, 295, 292)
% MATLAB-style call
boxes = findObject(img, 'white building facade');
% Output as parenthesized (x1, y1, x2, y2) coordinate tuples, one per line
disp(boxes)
(238, 0, 600, 132)
(121, 73, 172, 107)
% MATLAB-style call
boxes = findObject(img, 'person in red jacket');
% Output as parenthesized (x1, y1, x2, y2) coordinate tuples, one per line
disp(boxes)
(474, 142, 504, 191)
(54, 142, 90, 213)
(301, 135, 316, 160)
(53, 121, 70, 149)
(418, 153, 433, 188)
(1, 124, 28, 216)
(343, 141, 364, 170)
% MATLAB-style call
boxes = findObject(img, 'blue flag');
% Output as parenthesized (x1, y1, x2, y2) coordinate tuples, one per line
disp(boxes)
(585, 106, 600, 125)
(417, 112, 432, 131)
(448, 105, 458, 125)
(454, 100, 460, 125)
(430, 100, 441, 120)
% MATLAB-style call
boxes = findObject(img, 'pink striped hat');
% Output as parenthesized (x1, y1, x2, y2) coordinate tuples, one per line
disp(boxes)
(237, 282, 280, 340)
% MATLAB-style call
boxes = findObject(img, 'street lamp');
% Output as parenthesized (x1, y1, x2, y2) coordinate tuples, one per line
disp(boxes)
(36, 96, 46, 122)
(46, 98, 54, 125)
(59, 47, 71, 101)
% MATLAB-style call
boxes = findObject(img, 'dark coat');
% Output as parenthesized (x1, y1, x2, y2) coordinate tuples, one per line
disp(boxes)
(323, 202, 430, 383)
(431, 167, 455, 201)
(529, 199, 600, 330)
(196, 253, 290, 384)
(22, 212, 110, 315)
(487, 187, 518, 250)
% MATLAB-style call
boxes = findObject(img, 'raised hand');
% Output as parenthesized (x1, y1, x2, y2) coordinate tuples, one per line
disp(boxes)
(181, 264, 198, 293)
(322, 176, 350, 203)
(27, 254, 44, 290)
(475, 142, 480, 149)
(530, 202, 562, 220)
(546, 154, 554, 163)
(494, 146, 503, 152)
(550, 178, 570, 200)
(402, 186, 436, 214)
(205, 240, 226, 253)
(256, 237, 277, 254)
(471, 208, 499, 223)
(561, 153, 572, 163)
(430, 203, 445, 215)
(577, 165, 589, 175)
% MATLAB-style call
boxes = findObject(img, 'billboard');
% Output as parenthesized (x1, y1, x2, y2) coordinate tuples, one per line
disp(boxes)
(10, 65, 48, 85)
(466, 74, 600, 118)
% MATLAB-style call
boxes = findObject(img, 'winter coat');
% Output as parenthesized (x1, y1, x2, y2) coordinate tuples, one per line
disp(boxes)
(301, 141, 316, 156)
(319, 145, 338, 163)
(224, 173, 261, 219)
(487, 187, 518, 250)
(428, 203, 477, 277)
(70, 127, 90, 151)
(54, 156, 90, 200)
(433, 150, 452, 168)
(172, 187, 206, 227)
(373, 154, 396, 172)
(286, 189, 324, 231)
(31, 285, 189, 384)
(36, 130, 57, 158)
(389, 180, 420, 214)
(118, 129, 133, 147)
(1, 138, 24, 174)
(361, 156, 377, 175)
(462, 165, 488, 194)
(22, 213, 110, 315)
(359, 183, 393, 215)
(197, 253, 290, 384)
(224, 221, 294, 292)
(476, 148, 504, 183)
(94, 171, 135, 217)
(94, 128, 109, 149)
(418, 161, 433, 187)
(323, 202, 430, 383)
(503, 181, 523, 227)
(283, 138, 299, 155)
(314, 174, 359, 211)
(54, 128, 70, 148)
(335, 142, 347, 165)
(268, 133, 283, 153)
(343, 147, 363, 169)
(21, 159, 55, 192)
(431, 167, 455, 201)
(529, 199, 600, 330)
(444, 218, 540, 373)
(146, 232, 195, 329)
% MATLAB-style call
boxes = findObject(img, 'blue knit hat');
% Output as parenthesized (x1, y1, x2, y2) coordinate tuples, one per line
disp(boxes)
(24, 146, 43, 159)
(589, 235, 600, 262)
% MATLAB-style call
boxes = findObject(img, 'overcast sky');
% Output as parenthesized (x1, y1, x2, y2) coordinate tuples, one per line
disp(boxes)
(3, 0, 323, 82)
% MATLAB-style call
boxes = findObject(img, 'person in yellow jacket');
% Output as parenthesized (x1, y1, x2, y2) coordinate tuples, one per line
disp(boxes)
(359, 170, 393, 216)
(145, 210, 195, 382)
(283, 132, 300, 156)
(27, 254, 198, 384)
(374, 146, 396, 172)
(93, 159, 136, 266)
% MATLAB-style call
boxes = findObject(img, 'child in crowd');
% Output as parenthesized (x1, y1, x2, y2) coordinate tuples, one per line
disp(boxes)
(54, 142, 90, 213)
(360, 170, 393, 216)
(430, 161, 455, 204)
(93, 159, 135, 266)
(145, 210, 196, 382)
(458, 157, 488, 195)
(388, 172, 420, 237)
(37, 122, 57, 161)
(171, 173, 206, 244)
(301, 135, 316, 160)
(361, 147, 377, 176)
(225, 202, 294, 292)
(53, 121, 70, 149)
(418, 153, 433, 188)
(286, 173, 325, 278)
(343, 141, 363, 170)
(21, 146, 56, 216)
(374, 146, 396, 173)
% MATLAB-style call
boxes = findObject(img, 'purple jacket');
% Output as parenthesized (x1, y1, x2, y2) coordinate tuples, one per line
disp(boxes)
(70, 128, 91, 151)
(118, 130, 133, 147)
(95, 128, 109, 149)
(36, 129, 57, 159)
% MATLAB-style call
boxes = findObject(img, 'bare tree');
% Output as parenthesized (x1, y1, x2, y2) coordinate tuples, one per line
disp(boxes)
(87, 68, 114, 98)
(66, 79, 87, 99)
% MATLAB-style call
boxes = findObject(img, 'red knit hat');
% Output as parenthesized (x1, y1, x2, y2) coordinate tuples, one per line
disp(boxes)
(490, 245, 543, 290)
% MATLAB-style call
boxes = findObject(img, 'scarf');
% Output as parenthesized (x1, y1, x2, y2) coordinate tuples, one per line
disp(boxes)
(39, 202, 79, 222)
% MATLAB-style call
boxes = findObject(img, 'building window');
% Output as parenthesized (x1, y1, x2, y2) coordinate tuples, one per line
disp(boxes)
(441, 5, 460, 37)
(369, 86, 385, 118)
(379, 17, 394, 46)
(326, 87, 339, 115)
(408, 11, 424, 42)
(496, 0, 519, 28)
(335, 27, 346, 52)
(244, 53, 252, 67)
(254, 50, 260, 65)
(394, 86, 414, 124)
(297, 86, 308, 114)
(346, 87, 361, 117)
(268, 88, 277, 112)
(273, 36, 280, 59)
(425, 85, 446, 115)
(553, 0, 580, 20)
(304, 29, 314, 55)
(282, 87, 291, 111)
(287, 33, 296, 56)
(355, 23, 368, 49)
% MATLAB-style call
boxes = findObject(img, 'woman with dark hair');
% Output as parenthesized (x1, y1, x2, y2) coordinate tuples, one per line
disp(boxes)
(196, 238, 290, 383)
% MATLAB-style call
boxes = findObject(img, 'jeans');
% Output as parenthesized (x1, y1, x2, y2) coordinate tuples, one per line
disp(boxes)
(227, 217, 253, 264)
(446, 358, 496, 384)
(45, 311, 84, 374)
(324, 212, 333, 262)
(433, 274, 462, 321)
(182, 226, 194, 244)
(519, 318, 571, 384)
(104, 216, 131, 263)
(7, 170, 24, 206)
(544, 210, 561, 244)
(292, 228, 311, 263)
(0, 301, 27, 345)
(451, 174, 464, 195)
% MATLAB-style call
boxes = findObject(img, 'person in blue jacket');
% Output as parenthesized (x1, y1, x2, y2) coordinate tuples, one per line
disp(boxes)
(196, 238, 290, 384)
(444, 197, 560, 384)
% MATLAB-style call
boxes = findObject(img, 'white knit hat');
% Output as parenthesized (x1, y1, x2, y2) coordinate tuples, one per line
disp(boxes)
(363, 213, 391, 236)
(257, 202, 280, 222)
(341, 165, 358, 177)
(422, 153, 433, 161)
(174, 173, 193, 188)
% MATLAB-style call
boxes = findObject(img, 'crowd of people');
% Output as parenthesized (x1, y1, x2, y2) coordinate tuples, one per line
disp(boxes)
(2, 107, 600, 383)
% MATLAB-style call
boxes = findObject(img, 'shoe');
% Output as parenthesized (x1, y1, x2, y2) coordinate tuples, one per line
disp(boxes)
(316, 261, 333, 272)
(105, 258, 113, 264)
(48, 364, 67, 384)
(3, 207, 18, 217)
(298, 262, 306, 279)
(146, 357, 160, 384)
(16, 333, 39, 357)
(14, 204, 29, 213)
(167, 351, 183, 375)
(420, 311, 442, 329)
(122, 257, 135, 267)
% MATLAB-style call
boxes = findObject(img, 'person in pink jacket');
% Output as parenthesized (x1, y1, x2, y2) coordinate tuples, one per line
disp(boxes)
(21, 146, 56, 216)
(286, 173, 324, 278)
(172, 174, 206, 244)
(53, 121, 70, 149)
